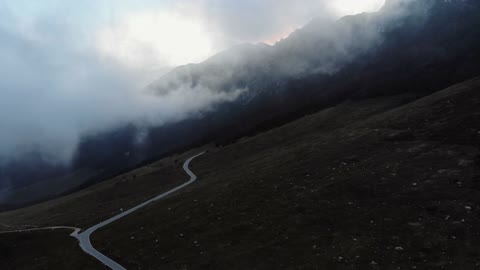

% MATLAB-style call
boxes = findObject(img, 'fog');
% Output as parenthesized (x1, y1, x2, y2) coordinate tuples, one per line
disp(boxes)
(0, 0, 390, 166)
(151, 0, 427, 99)
(0, 19, 243, 165)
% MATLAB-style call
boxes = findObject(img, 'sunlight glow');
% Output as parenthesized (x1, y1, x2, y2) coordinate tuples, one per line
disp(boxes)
(264, 26, 297, 45)
(330, 0, 385, 16)
(96, 12, 214, 68)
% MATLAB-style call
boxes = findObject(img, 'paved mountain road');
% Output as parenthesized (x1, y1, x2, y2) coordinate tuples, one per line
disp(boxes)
(0, 152, 205, 270)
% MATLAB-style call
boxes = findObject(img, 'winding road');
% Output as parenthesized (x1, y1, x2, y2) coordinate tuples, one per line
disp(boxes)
(0, 152, 205, 270)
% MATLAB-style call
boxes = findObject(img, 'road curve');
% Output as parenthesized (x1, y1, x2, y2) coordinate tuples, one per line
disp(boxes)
(75, 152, 205, 270)
(0, 152, 205, 270)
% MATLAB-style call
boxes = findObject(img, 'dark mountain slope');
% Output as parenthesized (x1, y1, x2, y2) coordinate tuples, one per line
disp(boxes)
(3, 75, 477, 269)
(146, 0, 480, 145)
(92, 76, 480, 270)
(2, 0, 480, 209)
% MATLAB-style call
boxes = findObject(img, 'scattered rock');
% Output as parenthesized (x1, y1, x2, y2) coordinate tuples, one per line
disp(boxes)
(458, 159, 474, 167)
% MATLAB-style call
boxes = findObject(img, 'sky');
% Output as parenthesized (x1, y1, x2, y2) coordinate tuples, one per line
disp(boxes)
(0, 0, 385, 164)
(1, 0, 385, 70)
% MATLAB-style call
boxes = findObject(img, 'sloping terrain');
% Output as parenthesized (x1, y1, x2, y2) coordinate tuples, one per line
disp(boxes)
(1, 77, 479, 270)
(90, 77, 480, 269)
(4, 0, 479, 210)
(0, 230, 107, 270)
(0, 152, 197, 229)
(0, 151, 201, 270)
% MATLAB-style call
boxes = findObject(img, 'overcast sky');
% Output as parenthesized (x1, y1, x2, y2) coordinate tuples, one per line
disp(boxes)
(0, 0, 385, 164)
(1, 0, 385, 69)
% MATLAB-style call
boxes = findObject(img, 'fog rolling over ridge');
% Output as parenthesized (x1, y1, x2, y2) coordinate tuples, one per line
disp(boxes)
(0, 11, 244, 203)
(0, 0, 349, 167)
(0, 1, 383, 193)
(2, 0, 480, 208)
(151, 0, 434, 98)
(0, 25, 243, 165)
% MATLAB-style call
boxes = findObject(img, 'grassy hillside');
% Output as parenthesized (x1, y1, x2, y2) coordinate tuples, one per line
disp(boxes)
(0, 230, 107, 270)
(1, 76, 480, 269)
(92, 77, 480, 269)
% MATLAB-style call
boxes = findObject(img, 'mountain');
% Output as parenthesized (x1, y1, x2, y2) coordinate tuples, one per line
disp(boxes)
(143, 0, 480, 146)
(3, 74, 480, 270)
(1, 0, 480, 209)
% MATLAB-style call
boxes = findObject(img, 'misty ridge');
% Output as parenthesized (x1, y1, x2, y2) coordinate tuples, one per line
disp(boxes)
(1, 0, 480, 208)
(0, 25, 242, 165)
(151, 0, 429, 96)
(0, 0, 424, 166)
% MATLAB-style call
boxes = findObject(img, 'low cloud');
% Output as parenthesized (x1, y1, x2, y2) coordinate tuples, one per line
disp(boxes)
(0, 0, 389, 166)
(0, 16, 244, 165)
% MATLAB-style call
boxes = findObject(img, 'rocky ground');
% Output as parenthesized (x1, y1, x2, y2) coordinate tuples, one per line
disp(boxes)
(1, 77, 480, 269)
(93, 77, 480, 269)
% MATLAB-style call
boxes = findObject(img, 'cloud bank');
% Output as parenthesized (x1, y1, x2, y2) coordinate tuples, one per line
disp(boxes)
(0, 16, 243, 165)
(0, 0, 385, 165)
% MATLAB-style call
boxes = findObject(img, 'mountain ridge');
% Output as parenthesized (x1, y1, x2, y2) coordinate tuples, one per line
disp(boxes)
(1, 0, 480, 210)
